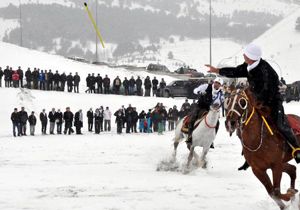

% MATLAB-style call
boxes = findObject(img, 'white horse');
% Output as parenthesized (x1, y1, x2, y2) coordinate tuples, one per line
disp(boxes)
(173, 103, 220, 168)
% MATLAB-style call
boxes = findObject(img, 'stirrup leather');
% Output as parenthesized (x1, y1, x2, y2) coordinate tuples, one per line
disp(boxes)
(292, 148, 300, 158)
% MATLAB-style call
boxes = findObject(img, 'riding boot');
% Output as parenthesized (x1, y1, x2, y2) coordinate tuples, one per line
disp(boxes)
(282, 128, 300, 163)
(238, 161, 250, 171)
(186, 124, 193, 144)
(279, 115, 300, 163)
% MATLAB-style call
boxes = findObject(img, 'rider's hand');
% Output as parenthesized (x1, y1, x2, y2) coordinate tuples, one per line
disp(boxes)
(205, 64, 220, 74)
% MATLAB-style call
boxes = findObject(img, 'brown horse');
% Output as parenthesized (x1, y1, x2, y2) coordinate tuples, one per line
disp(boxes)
(225, 88, 299, 209)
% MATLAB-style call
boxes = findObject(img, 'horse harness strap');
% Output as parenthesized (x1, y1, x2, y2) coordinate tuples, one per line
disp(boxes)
(204, 114, 217, 129)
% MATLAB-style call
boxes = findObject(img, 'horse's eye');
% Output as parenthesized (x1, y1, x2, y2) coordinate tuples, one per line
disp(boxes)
(238, 98, 247, 110)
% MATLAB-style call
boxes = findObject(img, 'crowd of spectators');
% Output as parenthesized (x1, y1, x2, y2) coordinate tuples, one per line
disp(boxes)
(10, 100, 198, 137)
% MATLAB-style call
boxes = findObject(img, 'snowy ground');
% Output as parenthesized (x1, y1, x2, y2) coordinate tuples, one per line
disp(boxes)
(1, 87, 300, 210)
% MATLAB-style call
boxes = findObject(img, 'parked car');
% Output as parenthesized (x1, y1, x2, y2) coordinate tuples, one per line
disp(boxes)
(175, 67, 204, 77)
(157, 78, 212, 99)
(146, 63, 170, 72)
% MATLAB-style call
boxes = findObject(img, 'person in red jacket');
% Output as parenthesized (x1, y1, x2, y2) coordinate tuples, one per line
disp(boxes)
(12, 71, 20, 88)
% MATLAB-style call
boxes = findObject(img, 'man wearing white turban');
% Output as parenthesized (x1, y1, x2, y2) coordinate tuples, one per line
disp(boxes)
(206, 43, 300, 165)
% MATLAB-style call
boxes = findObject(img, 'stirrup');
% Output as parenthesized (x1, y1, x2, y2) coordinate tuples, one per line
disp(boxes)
(292, 148, 300, 158)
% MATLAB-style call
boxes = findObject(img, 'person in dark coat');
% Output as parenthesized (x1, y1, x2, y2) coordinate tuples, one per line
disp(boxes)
(152, 77, 158, 96)
(96, 74, 102, 94)
(48, 108, 56, 134)
(181, 99, 191, 116)
(123, 77, 129, 95)
(47, 69, 54, 90)
(60, 72, 67, 91)
(0, 67, 3, 87)
(53, 70, 60, 91)
(144, 76, 151, 97)
(63, 107, 74, 135)
(28, 111, 37, 135)
(114, 109, 124, 134)
(32, 68, 39, 89)
(129, 76, 136, 95)
(73, 72, 80, 93)
(90, 73, 96, 93)
(25, 68, 32, 89)
(17, 66, 24, 88)
(39, 109, 48, 134)
(131, 107, 138, 133)
(74, 109, 83, 134)
(206, 43, 300, 164)
(86, 74, 92, 93)
(136, 76, 143, 96)
(19, 107, 28, 135)
(94, 108, 101, 134)
(11, 108, 21, 137)
(54, 109, 63, 134)
(113, 76, 122, 94)
(3, 66, 10, 87)
(125, 104, 133, 133)
(87, 108, 94, 132)
(66, 73, 73, 92)
(103, 75, 110, 94)
(138, 110, 146, 132)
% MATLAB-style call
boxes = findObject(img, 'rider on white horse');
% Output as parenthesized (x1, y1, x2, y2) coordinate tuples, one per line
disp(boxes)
(186, 77, 224, 144)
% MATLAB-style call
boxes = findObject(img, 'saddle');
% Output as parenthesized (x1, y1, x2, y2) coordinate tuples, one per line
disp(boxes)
(181, 111, 208, 134)
(287, 114, 300, 136)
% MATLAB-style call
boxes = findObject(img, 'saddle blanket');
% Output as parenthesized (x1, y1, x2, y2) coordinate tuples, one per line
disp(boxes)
(287, 114, 300, 136)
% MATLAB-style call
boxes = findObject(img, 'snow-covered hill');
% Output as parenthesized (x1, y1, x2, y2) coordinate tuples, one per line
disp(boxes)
(254, 8, 300, 83)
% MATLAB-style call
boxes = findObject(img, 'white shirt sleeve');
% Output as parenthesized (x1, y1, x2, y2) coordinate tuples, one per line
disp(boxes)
(193, 84, 209, 95)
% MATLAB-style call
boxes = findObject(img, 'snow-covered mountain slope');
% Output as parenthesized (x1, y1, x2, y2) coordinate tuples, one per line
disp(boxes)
(0, 41, 176, 85)
(253, 8, 300, 83)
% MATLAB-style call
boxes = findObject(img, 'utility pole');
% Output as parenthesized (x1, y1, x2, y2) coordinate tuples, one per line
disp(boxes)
(95, 0, 98, 62)
(19, 0, 23, 47)
(209, 0, 212, 65)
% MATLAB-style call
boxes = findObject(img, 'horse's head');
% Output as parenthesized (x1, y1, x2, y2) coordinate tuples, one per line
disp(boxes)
(224, 88, 250, 136)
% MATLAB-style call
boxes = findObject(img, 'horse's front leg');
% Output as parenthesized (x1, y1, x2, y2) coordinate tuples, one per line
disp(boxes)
(282, 163, 297, 190)
(172, 141, 179, 160)
(197, 147, 209, 168)
(187, 146, 195, 167)
(252, 167, 286, 210)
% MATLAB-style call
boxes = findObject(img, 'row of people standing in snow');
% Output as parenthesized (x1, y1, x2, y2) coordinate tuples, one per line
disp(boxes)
(85, 74, 166, 97)
(10, 102, 194, 137)
(0, 66, 167, 97)
(0, 66, 80, 92)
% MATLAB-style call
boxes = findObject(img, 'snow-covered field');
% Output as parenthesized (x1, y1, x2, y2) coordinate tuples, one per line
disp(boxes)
(1, 86, 300, 210)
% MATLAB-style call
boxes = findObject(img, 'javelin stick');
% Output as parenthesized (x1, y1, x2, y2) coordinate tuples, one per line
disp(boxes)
(84, 2, 105, 48)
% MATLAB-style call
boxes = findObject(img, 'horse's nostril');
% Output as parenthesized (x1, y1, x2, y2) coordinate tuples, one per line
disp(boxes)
(231, 121, 235, 127)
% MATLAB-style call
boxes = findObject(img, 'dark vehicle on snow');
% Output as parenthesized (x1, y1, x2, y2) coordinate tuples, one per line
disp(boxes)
(157, 78, 213, 99)
(146, 63, 170, 72)
(175, 66, 204, 77)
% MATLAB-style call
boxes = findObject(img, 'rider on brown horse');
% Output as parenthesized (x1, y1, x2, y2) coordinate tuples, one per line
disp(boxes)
(186, 77, 224, 144)
(206, 43, 300, 164)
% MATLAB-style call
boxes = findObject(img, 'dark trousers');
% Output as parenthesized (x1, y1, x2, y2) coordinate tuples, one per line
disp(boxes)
(20, 78, 23, 88)
(74, 84, 79, 93)
(97, 85, 102, 94)
(104, 86, 109, 94)
(20, 123, 27, 135)
(75, 126, 82, 134)
(144, 89, 150, 97)
(95, 121, 100, 134)
(39, 81, 45, 90)
(67, 85, 72, 92)
(272, 102, 299, 148)
(26, 80, 32, 89)
(41, 122, 47, 134)
(47, 81, 53, 90)
(126, 121, 132, 133)
(57, 123, 62, 134)
(117, 122, 122, 134)
(13, 122, 21, 137)
(88, 121, 93, 131)
(64, 122, 73, 134)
